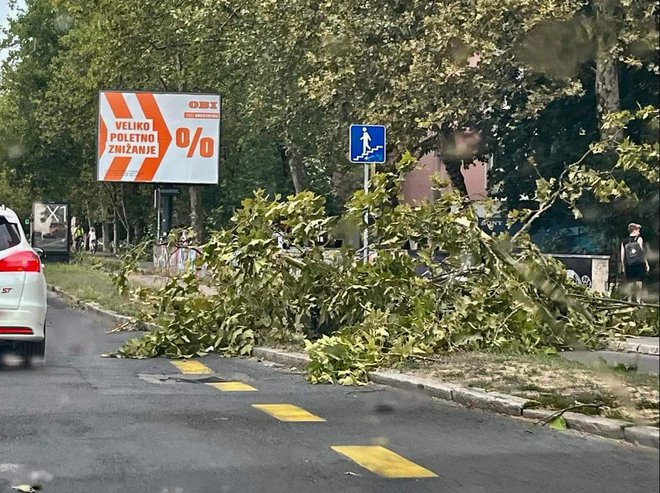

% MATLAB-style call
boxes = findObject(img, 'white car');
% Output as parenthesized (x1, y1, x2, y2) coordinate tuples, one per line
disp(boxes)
(0, 205, 47, 364)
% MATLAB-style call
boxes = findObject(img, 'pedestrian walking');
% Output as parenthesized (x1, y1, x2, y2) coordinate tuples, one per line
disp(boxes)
(620, 222, 650, 303)
(88, 226, 98, 254)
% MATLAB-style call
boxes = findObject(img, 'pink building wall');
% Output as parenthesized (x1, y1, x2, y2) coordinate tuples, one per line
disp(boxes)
(462, 159, 488, 201)
(402, 152, 488, 204)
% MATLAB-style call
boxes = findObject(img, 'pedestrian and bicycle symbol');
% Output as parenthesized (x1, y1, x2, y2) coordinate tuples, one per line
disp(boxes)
(349, 124, 386, 163)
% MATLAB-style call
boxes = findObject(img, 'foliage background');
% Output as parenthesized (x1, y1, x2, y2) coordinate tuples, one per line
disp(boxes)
(0, 0, 657, 262)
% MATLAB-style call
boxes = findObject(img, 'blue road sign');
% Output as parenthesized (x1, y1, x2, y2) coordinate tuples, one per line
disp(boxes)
(349, 124, 386, 164)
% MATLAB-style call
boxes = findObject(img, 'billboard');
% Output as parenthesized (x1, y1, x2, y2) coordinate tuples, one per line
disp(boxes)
(97, 91, 220, 184)
(32, 202, 69, 254)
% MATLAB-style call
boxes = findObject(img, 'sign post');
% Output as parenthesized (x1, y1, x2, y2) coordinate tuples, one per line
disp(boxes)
(349, 124, 387, 263)
(363, 161, 370, 262)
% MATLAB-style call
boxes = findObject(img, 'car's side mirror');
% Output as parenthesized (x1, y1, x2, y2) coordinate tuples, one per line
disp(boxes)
(33, 247, 45, 258)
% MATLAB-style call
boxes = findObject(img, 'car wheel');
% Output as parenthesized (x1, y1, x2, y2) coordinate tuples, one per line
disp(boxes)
(21, 342, 34, 367)
(21, 329, 45, 367)
(33, 337, 46, 360)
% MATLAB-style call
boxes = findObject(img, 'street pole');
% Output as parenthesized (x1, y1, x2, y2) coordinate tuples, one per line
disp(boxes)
(363, 162, 369, 264)
(155, 189, 161, 240)
(162, 193, 172, 239)
(156, 187, 178, 241)
(350, 124, 385, 264)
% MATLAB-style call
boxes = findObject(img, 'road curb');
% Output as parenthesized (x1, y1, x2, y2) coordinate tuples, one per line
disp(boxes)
(368, 371, 462, 401)
(562, 412, 631, 440)
(250, 346, 658, 449)
(624, 426, 660, 449)
(252, 347, 310, 368)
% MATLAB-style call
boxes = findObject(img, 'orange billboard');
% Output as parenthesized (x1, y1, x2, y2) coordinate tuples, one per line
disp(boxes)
(97, 91, 220, 184)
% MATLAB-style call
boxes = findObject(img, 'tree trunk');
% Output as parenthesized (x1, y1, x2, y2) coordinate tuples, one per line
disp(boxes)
(277, 144, 289, 179)
(120, 185, 131, 245)
(101, 222, 109, 253)
(122, 210, 130, 245)
(443, 162, 469, 197)
(85, 202, 92, 229)
(189, 185, 203, 242)
(112, 212, 118, 254)
(595, 0, 621, 141)
(285, 142, 307, 193)
(133, 223, 142, 243)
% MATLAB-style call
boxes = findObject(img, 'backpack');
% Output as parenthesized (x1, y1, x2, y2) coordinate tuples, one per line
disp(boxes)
(624, 237, 645, 266)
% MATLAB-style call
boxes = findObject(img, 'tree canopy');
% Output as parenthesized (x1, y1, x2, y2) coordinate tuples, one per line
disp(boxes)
(0, 0, 657, 254)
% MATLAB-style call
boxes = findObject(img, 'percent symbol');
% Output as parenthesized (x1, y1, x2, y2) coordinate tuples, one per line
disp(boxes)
(175, 127, 215, 158)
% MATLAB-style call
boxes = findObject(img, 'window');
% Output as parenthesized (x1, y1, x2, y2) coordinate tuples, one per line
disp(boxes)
(0, 216, 21, 251)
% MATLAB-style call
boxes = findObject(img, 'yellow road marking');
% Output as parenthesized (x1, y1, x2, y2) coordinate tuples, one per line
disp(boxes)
(207, 382, 258, 392)
(331, 446, 437, 478)
(252, 404, 326, 422)
(170, 360, 213, 374)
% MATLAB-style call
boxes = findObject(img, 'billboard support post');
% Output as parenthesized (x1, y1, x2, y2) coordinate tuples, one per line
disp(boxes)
(156, 187, 178, 240)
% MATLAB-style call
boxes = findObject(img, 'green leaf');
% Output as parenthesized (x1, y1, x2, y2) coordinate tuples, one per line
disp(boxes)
(548, 415, 567, 430)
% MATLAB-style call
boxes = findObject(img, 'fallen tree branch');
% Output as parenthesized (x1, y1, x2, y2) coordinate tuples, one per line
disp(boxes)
(155, 240, 204, 256)
(431, 267, 484, 283)
(406, 354, 447, 364)
(536, 403, 602, 426)
(511, 166, 572, 243)
(571, 293, 659, 310)
(106, 320, 145, 333)
(510, 142, 608, 244)
(107, 321, 130, 333)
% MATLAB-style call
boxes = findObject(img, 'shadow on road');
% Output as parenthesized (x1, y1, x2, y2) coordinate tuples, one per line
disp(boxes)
(0, 346, 44, 371)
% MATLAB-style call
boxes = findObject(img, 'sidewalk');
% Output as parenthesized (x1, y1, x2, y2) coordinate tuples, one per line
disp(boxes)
(561, 337, 659, 375)
(608, 337, 660, 356)
(560, 349, 659, 375)
(130, 273, 217, 296)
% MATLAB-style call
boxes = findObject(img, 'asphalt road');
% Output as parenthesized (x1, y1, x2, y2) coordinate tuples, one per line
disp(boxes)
(0, 294, 658, 493)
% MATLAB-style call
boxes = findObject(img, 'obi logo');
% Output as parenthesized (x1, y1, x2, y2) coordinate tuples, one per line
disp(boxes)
(1, 287, 13, 294)
(188, 100, 218, 110)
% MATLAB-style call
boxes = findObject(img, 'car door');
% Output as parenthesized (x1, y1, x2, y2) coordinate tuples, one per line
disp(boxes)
(0, 215, 26, 310)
